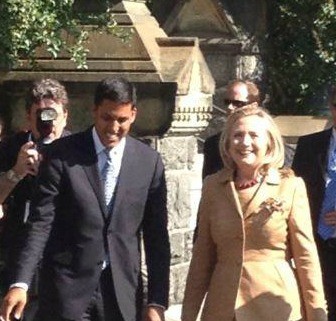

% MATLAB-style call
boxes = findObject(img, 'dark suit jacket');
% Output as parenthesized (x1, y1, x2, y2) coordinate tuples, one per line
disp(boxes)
(202, 133, 223, 179)
(291, 128, 331, 235)
(12, 128, 170, 321)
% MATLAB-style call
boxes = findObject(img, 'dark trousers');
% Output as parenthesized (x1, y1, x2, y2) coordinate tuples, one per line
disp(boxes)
(317, 238, 336, 321)
(34, 268, 124, 321)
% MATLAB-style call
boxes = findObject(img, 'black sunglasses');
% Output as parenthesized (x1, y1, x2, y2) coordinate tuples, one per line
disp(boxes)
(224, 99, 249, 108)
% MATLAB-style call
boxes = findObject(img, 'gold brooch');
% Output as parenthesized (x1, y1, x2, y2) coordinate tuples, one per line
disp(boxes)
(260, 197, 285, 216)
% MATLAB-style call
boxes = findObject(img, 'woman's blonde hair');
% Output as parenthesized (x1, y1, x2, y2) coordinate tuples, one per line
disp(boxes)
(219, 105, 284, 173)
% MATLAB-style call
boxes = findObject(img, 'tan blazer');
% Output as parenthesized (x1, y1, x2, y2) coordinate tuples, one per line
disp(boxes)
(182, 168, 327, 321)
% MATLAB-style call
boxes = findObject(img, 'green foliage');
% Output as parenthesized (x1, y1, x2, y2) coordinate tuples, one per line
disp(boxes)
(266, 0, 336, 115)
(0, 0, 130, 69)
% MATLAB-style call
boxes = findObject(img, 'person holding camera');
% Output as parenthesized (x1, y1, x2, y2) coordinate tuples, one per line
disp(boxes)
(0, 78, 70, 321)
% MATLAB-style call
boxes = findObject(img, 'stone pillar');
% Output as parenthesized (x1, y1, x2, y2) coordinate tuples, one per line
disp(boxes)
(159, 136, 199, 304)
(158, 87, 213, 308)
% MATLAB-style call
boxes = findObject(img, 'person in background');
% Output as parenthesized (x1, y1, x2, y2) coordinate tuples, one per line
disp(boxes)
(292, 85, 336, 321)
(0, 78, 70, 321)
(0, 77, 170, 321)
(182, 105, 327, 321)
(202, 80, 260, 179)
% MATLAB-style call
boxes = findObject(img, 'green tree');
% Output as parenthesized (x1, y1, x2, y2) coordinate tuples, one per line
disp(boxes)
(0, 0, 129, 69)
(266, 0, 336, 115)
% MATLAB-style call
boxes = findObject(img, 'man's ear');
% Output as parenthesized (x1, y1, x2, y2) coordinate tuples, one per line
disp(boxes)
(130, 107, 137, 124)
(63, 109, 69, 123)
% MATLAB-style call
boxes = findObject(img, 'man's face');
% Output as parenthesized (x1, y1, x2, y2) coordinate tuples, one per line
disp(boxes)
(224, 83, 251, 113)
(28, 98, 68, 141)
(93, 99, 137, 148)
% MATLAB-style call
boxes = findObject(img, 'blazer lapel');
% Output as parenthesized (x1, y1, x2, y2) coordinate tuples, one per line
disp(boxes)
(218, 169, 244, 219)
(218, 169, 281, 220)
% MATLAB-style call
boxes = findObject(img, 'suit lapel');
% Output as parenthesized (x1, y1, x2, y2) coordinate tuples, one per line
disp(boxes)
(108, 136, 137, 225)
(78, 128, 108, 219)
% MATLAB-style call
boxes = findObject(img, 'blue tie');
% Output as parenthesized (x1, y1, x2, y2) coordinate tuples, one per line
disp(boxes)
(101, 148, 117, 209)
(318, 148, 336, 240)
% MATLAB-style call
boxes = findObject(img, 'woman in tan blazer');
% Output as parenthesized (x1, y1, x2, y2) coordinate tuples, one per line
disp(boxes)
(182, 106, 327, 321)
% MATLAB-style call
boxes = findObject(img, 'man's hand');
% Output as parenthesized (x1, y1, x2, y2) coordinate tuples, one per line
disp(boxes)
(144, 306, 165, 321)
(0, 287, 27, 321)
(324, 211, 336, 226)
(13, 141, 41, 177)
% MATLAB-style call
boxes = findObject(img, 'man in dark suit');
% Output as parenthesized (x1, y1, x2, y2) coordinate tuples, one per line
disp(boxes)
(292, 87, 336, 321)
(0, 78, 170, 321)
(0, 78, 70, 320)
(202, 80, 260, 179)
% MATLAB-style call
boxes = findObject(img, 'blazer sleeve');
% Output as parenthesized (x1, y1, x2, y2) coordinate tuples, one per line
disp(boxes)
(142, 153, 170, 308)
(288, 177, 327, 321)
(181, 179, 217, 321)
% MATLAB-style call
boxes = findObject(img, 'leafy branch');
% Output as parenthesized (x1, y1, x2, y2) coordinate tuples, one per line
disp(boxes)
(266, 1, 336, 115)
(0, 0, 131, 70)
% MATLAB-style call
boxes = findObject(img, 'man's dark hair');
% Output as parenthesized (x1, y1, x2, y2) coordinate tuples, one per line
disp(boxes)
(26, 78, 69, 112)
(25, 78, 69, 112)
(94, 77, 137, 107)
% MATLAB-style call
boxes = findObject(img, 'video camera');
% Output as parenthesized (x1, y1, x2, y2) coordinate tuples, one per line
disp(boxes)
(35, 107, 58, 145)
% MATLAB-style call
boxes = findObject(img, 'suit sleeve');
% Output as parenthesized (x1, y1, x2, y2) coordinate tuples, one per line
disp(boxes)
(142, 153, 170, 308)
(288, 177, 327, 321)
(181, 178, 216, 321)
(292, 137, 308, 177)
(12, 146, 62, 285)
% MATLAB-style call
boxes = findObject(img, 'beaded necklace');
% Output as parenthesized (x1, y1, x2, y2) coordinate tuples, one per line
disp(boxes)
(235, 178, 260, 190)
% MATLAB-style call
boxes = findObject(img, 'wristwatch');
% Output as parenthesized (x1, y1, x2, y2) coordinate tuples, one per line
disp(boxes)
(6, 169, 23, 184)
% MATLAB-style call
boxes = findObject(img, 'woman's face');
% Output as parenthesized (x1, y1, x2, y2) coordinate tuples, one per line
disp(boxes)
(228, 115, 269, 171)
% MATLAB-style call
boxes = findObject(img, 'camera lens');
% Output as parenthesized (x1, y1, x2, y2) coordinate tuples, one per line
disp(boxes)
(40, 108, 58, 121)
